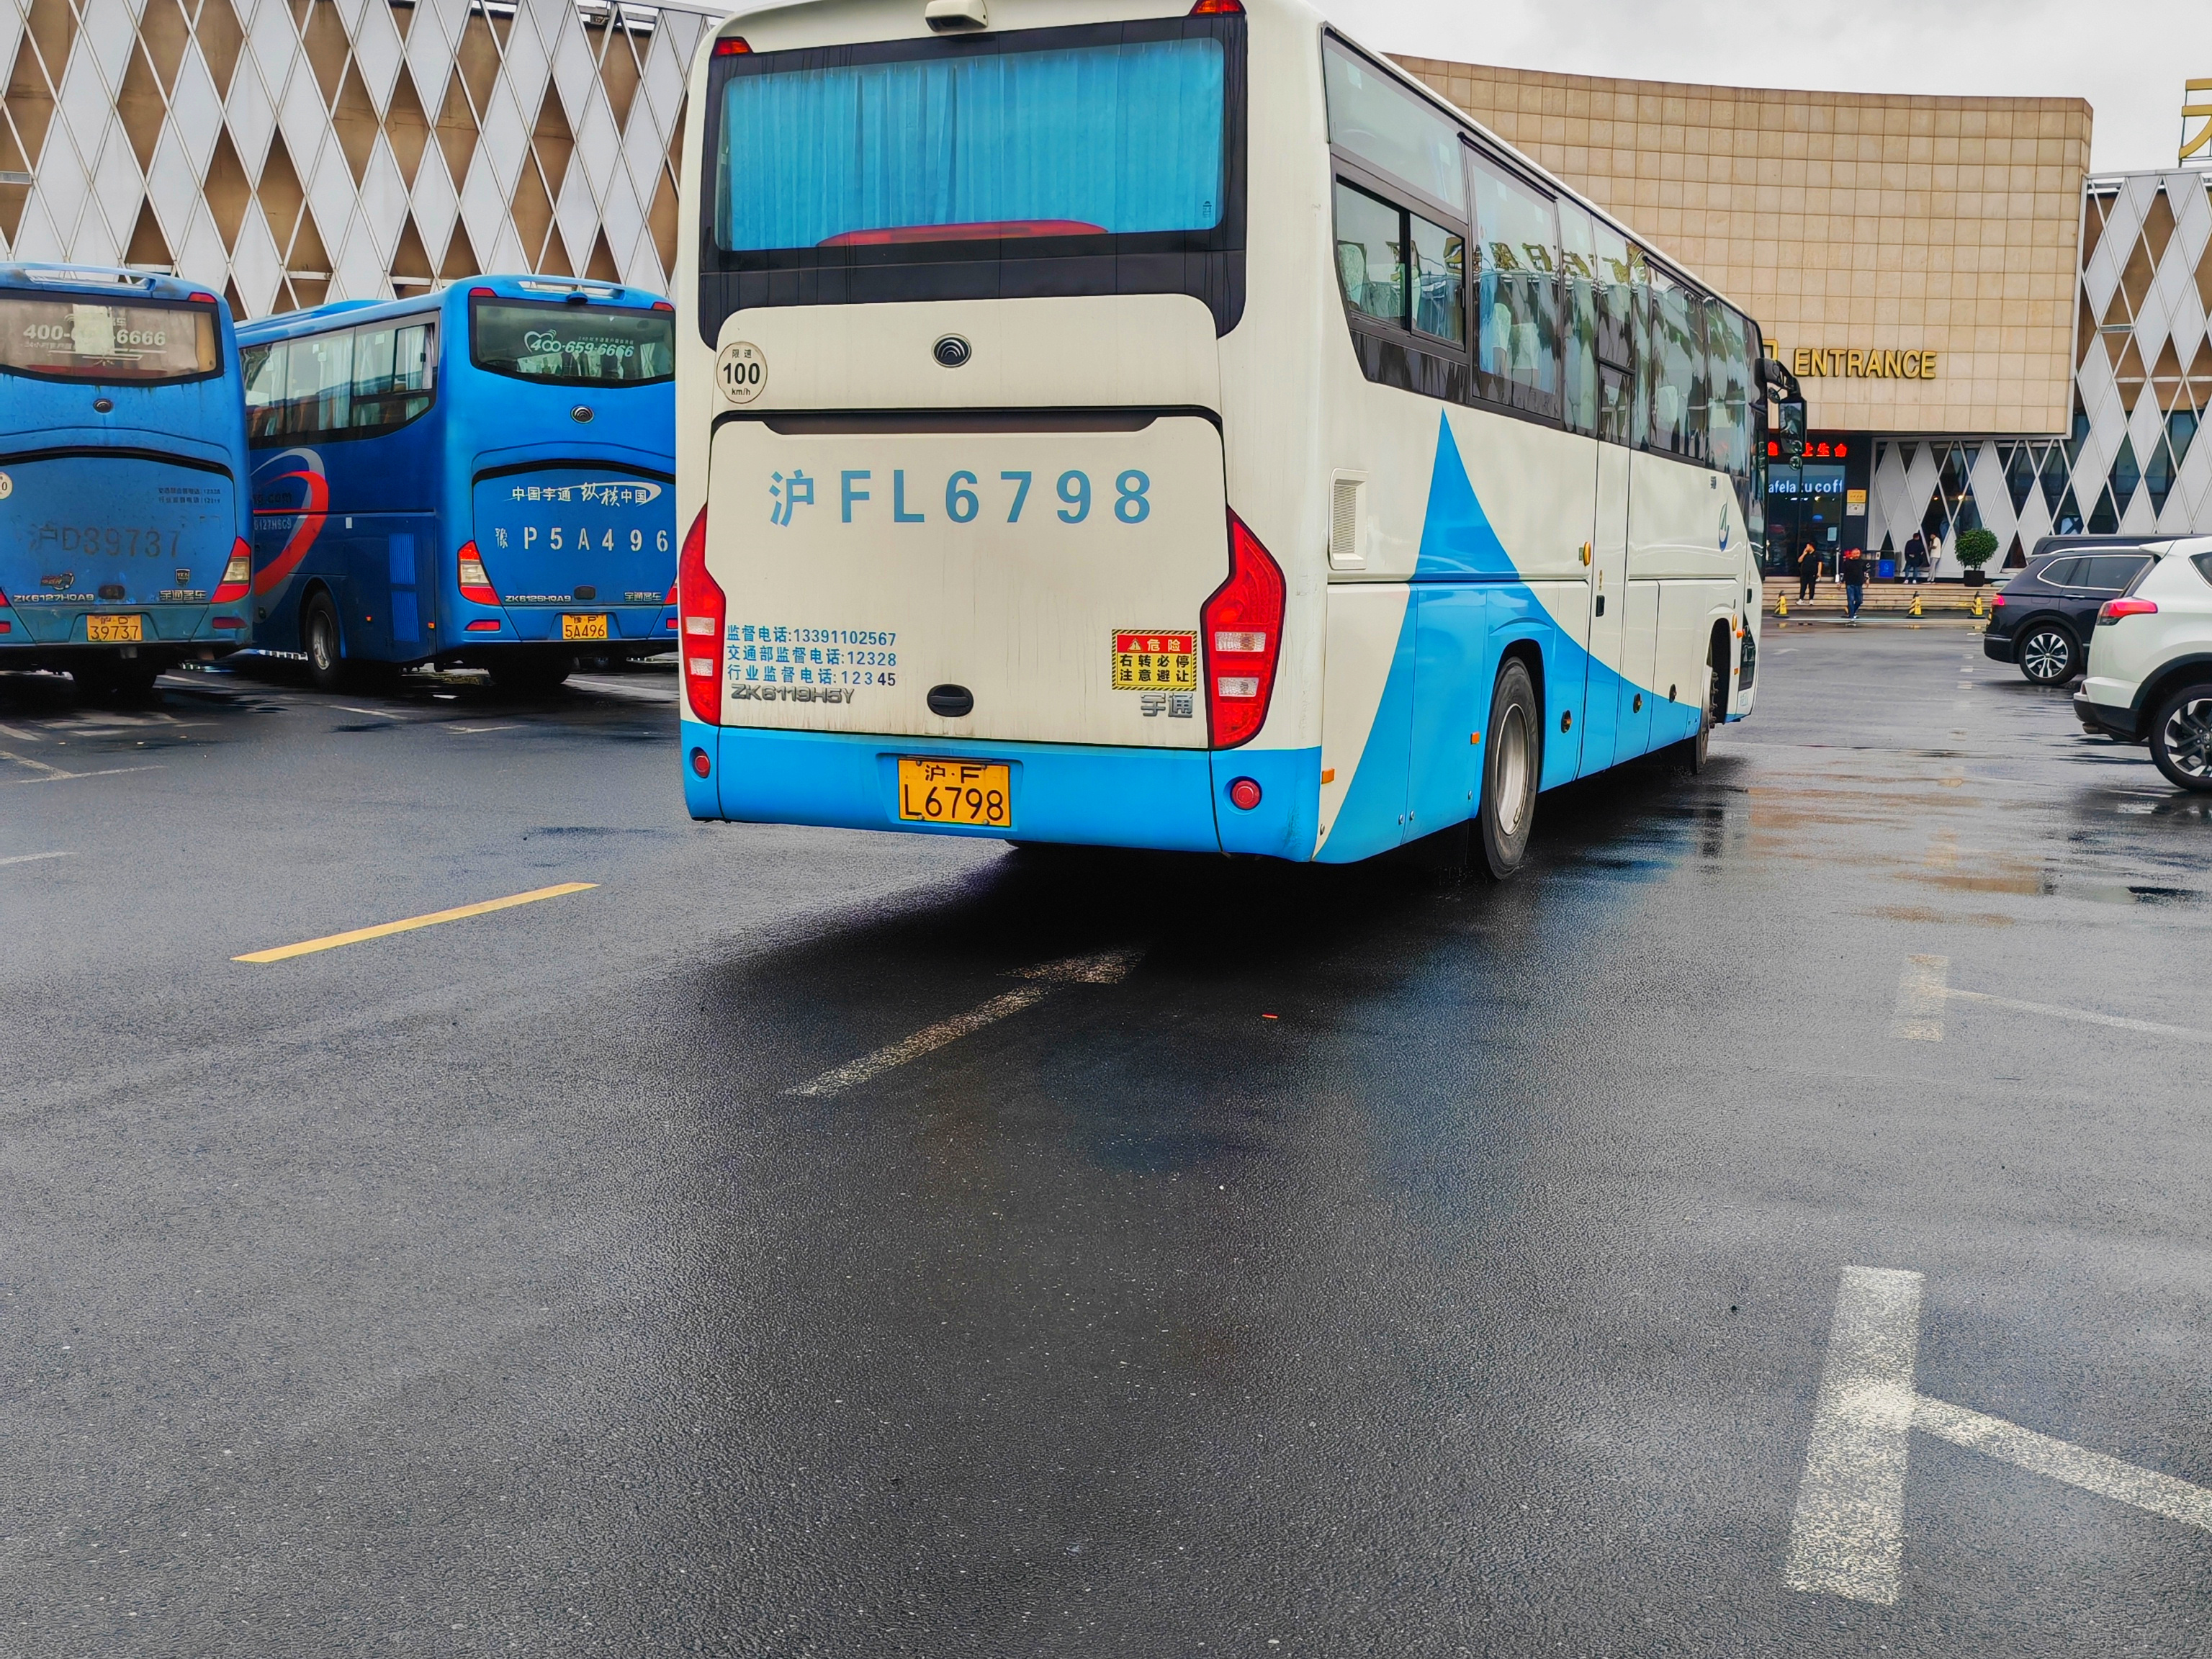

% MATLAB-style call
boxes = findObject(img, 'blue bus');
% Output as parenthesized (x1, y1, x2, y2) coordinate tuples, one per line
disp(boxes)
(0, 263, 253, 700)
(235, 276, 678, 692)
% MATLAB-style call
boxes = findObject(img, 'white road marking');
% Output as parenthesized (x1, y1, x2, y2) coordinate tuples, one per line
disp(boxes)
(1788, 1267, 2212, 1606)
(1012, 947, 1144, 984)
(788, 948, 1143, 1098)
(1912, 1396, 2212, 1532)
(0, 850, 73, 867)
(568, 675, 678, 702)
(0, 722, 36, 740)
(0, 755, 161, 785)
(0, 748, 63, 775)
(1785, 1267, 1924, 1605)
(333, 706, 414, 721)
(1943, 986, 2212, 1045)
(788, 986, 1052, 1098)
(446, 724, 520, 734)
(1892, 955, 1948, 1041)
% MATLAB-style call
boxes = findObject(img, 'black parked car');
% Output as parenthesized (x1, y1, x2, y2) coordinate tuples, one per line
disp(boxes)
(1984, 544, 2157, 684)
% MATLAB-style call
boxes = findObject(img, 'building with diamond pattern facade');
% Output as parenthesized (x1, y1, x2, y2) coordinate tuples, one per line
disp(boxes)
(4, 14, 2211, 566)
(0, 0, 708, 321)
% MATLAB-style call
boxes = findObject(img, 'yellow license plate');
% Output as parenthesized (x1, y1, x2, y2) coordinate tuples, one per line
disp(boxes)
(562, 613, 610, 641)
(87, 614, 143, 643)
(898, 757, 1012, 827)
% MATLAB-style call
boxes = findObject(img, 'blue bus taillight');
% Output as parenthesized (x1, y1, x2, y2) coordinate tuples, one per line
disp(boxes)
(1201, 511, 1286, 749)
(210, 538, 252, 604)
(457, 541, 500, 606)
(678, 506, 722, 724)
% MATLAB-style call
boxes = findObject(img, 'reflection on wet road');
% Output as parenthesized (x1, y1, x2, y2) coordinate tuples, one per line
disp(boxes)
(1, 635, 2208, 1655)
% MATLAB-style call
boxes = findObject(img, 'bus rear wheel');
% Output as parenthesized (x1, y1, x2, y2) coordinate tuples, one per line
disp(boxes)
(1682, 646, 1722, 773)
(302, 593, 345, 692)
(1477, 658, 1539, 881)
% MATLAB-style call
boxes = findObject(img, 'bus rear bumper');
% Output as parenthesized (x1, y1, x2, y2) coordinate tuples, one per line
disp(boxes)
(681, 722, 1321, 858)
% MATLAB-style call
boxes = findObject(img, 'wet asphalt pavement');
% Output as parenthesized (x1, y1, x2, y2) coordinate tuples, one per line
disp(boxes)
(2, 625, 2209, 1657)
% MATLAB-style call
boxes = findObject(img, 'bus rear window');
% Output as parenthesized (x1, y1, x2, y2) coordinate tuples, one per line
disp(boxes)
(0, 297, 218, 382)
(716, 36, 1226, 251)
(471, 302, 674, 384)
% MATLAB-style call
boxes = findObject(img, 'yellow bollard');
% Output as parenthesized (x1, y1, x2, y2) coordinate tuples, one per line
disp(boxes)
(1972, 590, 1986, 619)
(1909, 590, 1923, 619)
(1777, 592, 1789, 619)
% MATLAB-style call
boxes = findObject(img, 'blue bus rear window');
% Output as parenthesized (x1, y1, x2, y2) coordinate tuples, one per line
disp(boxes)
(0, 295, 217, 382)
(717, 37, 1226, 251)
(470, 301, 674, 384)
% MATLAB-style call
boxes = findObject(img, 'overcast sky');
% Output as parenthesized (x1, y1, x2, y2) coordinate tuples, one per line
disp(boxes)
(1318, 0, 2212, 176)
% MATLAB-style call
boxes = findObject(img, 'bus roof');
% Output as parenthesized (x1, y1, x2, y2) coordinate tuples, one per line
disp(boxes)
(0, 261, 224, 306)
(706, 0, 1753, 326)
(235, 275, 672, 344)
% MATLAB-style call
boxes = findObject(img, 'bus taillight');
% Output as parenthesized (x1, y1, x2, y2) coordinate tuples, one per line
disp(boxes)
(210, 537, 253, 603)
(457, 541, 500, 606)
(678, 505, 723, 724)
(1201, 511, 1285, 749)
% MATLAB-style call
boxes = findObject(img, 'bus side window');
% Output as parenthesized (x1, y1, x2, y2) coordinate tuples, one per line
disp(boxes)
(1334, 181, 1405, 327)
(242, 340, 288, 444)
(1640, 263, 1704, 461)
(1467, 148, 1558, 420)
(1557, 201, 1599, 435)
(1704, 298, 1753, 485)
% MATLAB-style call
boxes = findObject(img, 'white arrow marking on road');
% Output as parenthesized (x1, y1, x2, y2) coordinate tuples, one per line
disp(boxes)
(1786, 1267, 2212, 1606)
(0, 850, 74, 868)
(1892, 955, 2212, 1046)
(787, 948, 1143, 1098)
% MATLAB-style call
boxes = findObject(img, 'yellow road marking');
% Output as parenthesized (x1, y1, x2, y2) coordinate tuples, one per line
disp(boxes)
(235, 882, 596, 963)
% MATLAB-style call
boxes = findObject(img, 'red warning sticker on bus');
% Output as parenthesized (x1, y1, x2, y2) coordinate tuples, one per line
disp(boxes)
(1112, 630, 1197, 691)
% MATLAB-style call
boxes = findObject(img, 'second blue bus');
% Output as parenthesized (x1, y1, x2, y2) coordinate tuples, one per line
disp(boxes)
(237, 276, 678, 691)
(1, 262, 252, 700)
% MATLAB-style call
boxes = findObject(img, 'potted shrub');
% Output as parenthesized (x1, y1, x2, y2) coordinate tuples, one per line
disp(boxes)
(1954, 526, 1999, 586)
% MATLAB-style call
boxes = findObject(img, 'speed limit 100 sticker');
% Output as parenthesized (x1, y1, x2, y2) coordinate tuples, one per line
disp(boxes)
(0, 472, 12, 500)
(716, 341, 766, 405)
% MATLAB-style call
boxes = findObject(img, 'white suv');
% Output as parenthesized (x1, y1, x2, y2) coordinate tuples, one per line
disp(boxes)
(2075, 535, 2212, 790)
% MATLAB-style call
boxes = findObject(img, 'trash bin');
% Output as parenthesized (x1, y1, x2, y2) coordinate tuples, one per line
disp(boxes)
(1878, 557, 1897, 580)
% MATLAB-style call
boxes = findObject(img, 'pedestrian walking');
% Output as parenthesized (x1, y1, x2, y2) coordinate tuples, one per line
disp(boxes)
(1903, 531, 1929, 585)
(1796, 541, 1820, 603)
(1840, 546, 1868, 624)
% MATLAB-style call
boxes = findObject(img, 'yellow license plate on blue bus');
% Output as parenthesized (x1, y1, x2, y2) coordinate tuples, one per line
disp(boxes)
(562, 613, 610, 641)
(87, 614, 143, 642)
(897, 757, 1011, 827)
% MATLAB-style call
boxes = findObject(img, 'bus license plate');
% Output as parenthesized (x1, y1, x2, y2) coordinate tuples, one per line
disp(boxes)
(897, 757, 1011, 827)
(562, 613, 610, 641)
(87, 614, 143, 642)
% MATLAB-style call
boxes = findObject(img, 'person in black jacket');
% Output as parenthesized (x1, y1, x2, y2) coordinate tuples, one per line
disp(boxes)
(1840, 546, 1868, 623)
(1796, 541, 1820, 602)
(1903, 531, 1929, 585)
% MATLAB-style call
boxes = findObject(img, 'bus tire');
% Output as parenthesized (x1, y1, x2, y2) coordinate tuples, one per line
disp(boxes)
(1682, 648, 1720, 773)
(302, 592, 345, 692)
(1477, 658, 1540, 881)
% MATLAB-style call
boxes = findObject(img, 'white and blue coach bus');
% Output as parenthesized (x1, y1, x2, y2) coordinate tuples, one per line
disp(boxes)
(674, 0, 1766, 876)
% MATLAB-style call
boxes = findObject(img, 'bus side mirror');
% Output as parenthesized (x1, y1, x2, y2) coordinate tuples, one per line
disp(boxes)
(1755, 356, 1801, 405)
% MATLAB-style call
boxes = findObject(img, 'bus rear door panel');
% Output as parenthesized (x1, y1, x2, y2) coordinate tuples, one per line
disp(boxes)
(1406, 584, 1488, 834)
(1575, 441, 1632, 777)
(1315, 581, 1415, 864)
